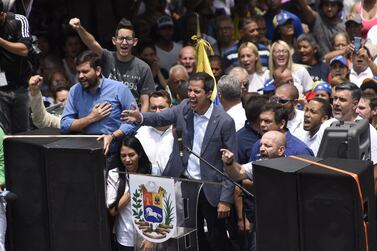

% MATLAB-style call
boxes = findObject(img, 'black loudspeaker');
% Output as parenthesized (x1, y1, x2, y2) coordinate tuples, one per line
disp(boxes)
(317, 119, 371, 160)
(4, 133, 110, 251)
(253, 155, 376, 251)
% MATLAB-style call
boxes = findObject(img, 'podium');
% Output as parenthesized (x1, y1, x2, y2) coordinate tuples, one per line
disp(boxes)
(4, 131, 110, 251)
(130, 175, 206, 251)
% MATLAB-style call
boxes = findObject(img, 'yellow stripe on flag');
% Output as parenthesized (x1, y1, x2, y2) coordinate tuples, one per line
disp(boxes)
(191, 12, 218, 103)
(192, 35, 217, 102)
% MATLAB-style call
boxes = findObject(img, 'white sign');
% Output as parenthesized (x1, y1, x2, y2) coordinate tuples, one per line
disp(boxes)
(129, 174, 177, 243)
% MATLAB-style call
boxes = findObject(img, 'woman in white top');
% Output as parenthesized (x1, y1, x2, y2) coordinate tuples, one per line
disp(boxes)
(269, 40, 313, 94)
(238, 42, 270, 93)
(107, 136, 153, 251)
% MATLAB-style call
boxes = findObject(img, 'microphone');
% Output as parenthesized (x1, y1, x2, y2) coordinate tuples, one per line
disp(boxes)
(176, 128, 184, 158)
(0, 190, 17, 202)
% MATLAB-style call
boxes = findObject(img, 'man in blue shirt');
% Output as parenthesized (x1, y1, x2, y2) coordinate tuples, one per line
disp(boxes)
(61, 51, 138, 155)
(236, 95, 268, 164)
(249, 102, 314, 161)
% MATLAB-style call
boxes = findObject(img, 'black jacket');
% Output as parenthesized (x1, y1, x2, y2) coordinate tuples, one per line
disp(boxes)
(0, 12, 32, 89)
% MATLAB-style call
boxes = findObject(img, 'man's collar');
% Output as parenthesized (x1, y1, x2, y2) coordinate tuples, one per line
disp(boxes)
(195, 103, 214, 119)
(97, 76, 104, 89)
(350, 67, 371, 76)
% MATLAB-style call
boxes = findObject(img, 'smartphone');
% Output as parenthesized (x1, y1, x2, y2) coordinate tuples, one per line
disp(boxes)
(354, 36, 362, 54)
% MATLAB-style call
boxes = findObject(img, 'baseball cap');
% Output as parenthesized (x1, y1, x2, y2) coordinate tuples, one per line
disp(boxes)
(156, 15, 174, 29)
(258, 79, 276, 92)
(345, 14, 362, 25)
(273, 12, 293, 28)
(360, 76, 377, 93)
(329, 55, 348, 67)
(313, 81, 332, 95)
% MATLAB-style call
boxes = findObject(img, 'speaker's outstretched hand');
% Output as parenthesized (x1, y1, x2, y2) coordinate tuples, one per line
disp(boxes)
(121, 105, 142, 123)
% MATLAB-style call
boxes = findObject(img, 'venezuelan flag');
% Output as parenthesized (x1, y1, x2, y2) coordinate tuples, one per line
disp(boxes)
(192, 13, 219, 105)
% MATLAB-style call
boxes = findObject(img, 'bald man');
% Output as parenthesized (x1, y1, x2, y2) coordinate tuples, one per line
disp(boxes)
(167, 65, 189, 105)
(273, 84, 306, 141)
(177, 46, 196, 75)
(273, 68, 294, 87)
(221, 130, 286, 181)
(221, 130, 286, 250)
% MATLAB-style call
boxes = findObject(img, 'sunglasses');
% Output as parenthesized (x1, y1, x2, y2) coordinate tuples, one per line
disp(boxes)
(271, 96, 294, 104)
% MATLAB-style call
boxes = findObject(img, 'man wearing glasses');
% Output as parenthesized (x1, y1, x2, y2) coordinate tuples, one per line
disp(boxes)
(69, 17, 155, 112)
(272, 84, 306, 141)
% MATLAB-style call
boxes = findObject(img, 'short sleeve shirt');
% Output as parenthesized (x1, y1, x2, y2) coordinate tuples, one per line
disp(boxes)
(100, 49, 155, 102)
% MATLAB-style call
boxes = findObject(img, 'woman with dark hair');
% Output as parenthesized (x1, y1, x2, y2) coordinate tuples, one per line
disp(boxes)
(272, 12, 297, 53)
(296, 34, 330, 82)
(106, 135, 153, 251)
(323, 32, 352, 65)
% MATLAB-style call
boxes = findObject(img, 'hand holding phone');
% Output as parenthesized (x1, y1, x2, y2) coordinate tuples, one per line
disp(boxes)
(354, 37, 362, 54)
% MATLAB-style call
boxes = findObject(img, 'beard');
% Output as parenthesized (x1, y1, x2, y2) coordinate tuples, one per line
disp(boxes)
(79, 76, 98, 91)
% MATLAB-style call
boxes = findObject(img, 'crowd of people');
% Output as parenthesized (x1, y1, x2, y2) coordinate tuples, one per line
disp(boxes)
(2, 0, 377, 250)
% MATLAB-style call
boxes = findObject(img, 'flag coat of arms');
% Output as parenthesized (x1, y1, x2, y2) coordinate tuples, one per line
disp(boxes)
(129, 174, 177, 243)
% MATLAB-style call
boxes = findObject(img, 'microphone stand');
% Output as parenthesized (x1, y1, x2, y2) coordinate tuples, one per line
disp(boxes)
(183, 144, 253, 251)
(182, 143, 253, 198)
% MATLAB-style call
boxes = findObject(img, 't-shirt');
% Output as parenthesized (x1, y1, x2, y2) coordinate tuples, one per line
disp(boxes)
(106, 169, 134, 247)
(292, 64, 314, 94)
(311, 13, 345, 54)
(306, 61, 330, 82)
(236, 122, 261, 164)
(155, 42, 182, 72)
(100, 49, 155, 102)
(248, 70, 270, 93)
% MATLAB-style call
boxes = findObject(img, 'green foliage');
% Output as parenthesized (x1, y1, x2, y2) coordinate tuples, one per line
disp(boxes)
(132, 188, 143, 220)
(163, 194, 174, 225)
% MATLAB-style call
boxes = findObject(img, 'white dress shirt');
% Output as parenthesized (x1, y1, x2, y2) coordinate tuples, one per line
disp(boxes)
(349, 67, 373, 87)
(185, 104, 214, 179)
(302, 119, 334, 156)
(226, 102, 247, 132)
(287, 109, 306, 142)
(136, 125, 174, 176)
